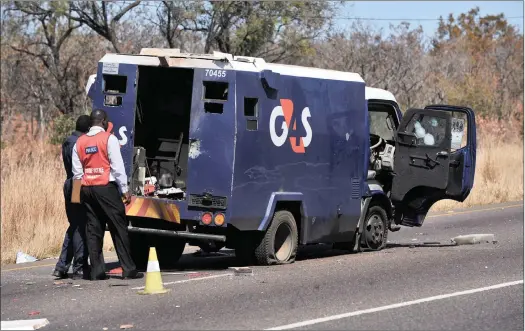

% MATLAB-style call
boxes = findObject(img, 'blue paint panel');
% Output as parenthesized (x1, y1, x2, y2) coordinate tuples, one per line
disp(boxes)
(230, 70, 366, 243)
(185, 69, 236, 222)
(92, 63, 138, 178)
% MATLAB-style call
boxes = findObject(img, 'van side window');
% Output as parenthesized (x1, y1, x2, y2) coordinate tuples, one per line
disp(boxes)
(103, 74, 126, 107)
(405, 114, 447, 147)
(244, 97, 258, 131)
(203, 81, 228, 101)
(103, 74, 127, 94)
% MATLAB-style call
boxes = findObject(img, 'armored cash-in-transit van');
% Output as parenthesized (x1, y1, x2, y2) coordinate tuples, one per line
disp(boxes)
(85, 48, 476, 267)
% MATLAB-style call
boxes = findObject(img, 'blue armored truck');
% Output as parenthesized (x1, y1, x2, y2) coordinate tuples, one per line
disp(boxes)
(85, 48, 476, 268)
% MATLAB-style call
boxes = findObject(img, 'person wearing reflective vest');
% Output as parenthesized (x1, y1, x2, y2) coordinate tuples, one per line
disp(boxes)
(72, 109, 143, 281)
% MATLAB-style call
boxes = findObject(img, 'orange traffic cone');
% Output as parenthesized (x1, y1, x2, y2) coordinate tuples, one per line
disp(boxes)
(138, 247, 170, 295)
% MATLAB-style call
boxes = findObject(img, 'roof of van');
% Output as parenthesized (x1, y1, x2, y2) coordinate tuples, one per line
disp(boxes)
(99, 49, 364, 83)
(365, 87, 397, 103)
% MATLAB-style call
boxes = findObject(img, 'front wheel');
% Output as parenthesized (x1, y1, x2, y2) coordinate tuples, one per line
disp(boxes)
(254, 210, 299, 266)
(362, 205, 388, 251)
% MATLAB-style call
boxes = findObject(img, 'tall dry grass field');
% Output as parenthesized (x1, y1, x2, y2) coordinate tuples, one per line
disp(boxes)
(432, 135, 523, 210)
(1, 142, 114, 265)
(1, 132, 523, 265)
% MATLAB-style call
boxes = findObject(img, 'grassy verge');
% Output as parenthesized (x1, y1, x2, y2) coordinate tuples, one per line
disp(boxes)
(1, 135, 522, 265)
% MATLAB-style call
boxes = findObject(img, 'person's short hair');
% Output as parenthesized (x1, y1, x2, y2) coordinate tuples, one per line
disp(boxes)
(75, 115, 91, 133)
(90, 109, 108, 125)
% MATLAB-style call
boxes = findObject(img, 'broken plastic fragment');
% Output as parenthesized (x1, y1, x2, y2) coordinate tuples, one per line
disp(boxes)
(16, 251, 37, 264)
(120, 324, 134, 329)
(451, 234, 495, 245)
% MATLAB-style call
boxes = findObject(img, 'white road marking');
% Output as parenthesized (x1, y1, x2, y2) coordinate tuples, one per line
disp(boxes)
(265, 280, 524, 330)
(1, 318, 49, 330)
(131, 273, 232, 290)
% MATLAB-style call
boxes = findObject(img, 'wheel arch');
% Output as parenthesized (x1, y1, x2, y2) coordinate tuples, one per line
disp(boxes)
(369, 191, 393, 220)
(257, 192, 307, 244)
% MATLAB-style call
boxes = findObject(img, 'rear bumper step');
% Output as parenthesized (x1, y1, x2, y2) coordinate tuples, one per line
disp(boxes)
(127, 226, 227, 242)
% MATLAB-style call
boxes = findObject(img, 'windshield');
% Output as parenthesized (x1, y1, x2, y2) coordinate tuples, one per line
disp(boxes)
(369, 110, 395, 141)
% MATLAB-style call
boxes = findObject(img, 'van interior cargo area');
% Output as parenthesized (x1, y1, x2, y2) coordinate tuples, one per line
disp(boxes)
(131, 66, 193, 200)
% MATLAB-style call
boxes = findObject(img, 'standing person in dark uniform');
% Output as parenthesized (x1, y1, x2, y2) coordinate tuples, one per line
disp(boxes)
(72, 109, 143, 280)
(53, 115, 91, 280)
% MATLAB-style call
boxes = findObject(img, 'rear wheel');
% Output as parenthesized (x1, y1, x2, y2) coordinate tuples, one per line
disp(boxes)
(155, 237, 186, 269)
(254, 210, 299, 266)
(129, 232, 149, 270)
(362, 205, 388, 251)
(129, 233, 186, 270)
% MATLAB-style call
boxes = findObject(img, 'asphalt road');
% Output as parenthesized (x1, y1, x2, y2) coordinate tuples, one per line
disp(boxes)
(1, 201, 523, 330)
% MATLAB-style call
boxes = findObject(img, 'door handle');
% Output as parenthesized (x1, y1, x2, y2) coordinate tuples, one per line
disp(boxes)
(425, 153, 441, 166)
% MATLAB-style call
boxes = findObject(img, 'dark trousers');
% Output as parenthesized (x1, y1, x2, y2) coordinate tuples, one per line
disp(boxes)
(81, 182, 136, 279)
(55, 179, 89, 274)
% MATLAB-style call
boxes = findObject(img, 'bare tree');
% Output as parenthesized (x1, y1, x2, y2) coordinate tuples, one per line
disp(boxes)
(149, 1, 338, 62)
(67, 1, 141, 53)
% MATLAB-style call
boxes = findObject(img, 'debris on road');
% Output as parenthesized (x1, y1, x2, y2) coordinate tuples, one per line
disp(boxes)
(451, 234, 496, 245)
(1, 318, 49, 330)
(25, 282, 35, 285)
(188, 272, 210, 278)
(16, 251, 38, 264)
(229, 267, 253, 276)
(28, 311, 40, 316)
(53, 281, 73, 287)
(120, 324, 134, 329)
(72, 284, 81, 287)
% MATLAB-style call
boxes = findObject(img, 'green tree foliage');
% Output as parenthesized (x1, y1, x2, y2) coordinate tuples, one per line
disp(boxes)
(431, 7, 523, 119)
(2, 3, 523, 143)
(49, 113, 76, 145)
(152, 1, 338, 62)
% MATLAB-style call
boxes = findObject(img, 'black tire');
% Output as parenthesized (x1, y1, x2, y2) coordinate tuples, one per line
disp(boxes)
(129, 232, 149, 270)
(361, 205, 388, 251)
(254, 210, 299, 266)
(129, 233, 185, 270)
(155, 237, 186, 269)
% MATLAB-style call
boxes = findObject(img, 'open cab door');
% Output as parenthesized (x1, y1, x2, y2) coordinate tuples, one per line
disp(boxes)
(391, 105, 476, 227)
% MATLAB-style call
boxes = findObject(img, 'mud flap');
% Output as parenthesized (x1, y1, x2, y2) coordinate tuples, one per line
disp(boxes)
(354, 197, 372, 251)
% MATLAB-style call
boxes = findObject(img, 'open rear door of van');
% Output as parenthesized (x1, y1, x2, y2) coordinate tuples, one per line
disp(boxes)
(391, 105, 476, 227)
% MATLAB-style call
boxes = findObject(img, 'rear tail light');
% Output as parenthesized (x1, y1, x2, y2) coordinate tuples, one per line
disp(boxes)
(201, 212, 212, 225)
(214, 213, 225, 226)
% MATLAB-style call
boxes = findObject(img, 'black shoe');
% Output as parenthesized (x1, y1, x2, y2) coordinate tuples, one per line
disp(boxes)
(122, 271, 144, 280)
(52, 269, 68, 279)
(71, 270, 90, 280)
(91, 274, 109, 281)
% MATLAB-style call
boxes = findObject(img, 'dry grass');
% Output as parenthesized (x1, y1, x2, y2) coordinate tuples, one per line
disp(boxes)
(1, 132, 523, 265)
(431, 132, 523, 211)
(1, 142, 114, 265)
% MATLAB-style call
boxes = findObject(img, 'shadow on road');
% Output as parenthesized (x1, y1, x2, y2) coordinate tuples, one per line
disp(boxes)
(103, 241, 455, 274)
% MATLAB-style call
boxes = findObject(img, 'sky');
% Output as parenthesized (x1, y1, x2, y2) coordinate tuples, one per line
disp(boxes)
(335, 1, 524, 38)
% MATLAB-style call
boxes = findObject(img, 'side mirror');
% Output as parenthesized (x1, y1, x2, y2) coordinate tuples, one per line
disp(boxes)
(397, 131, 417, 146)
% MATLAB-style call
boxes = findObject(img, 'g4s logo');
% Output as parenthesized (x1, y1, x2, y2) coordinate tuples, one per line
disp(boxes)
(270, 99, 312, 153)
(107, 122, 128, 147)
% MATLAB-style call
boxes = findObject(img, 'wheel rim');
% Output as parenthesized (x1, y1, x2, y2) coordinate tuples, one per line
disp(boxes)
(274, 222, 293, 261)
(364, 213, 384, 249)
